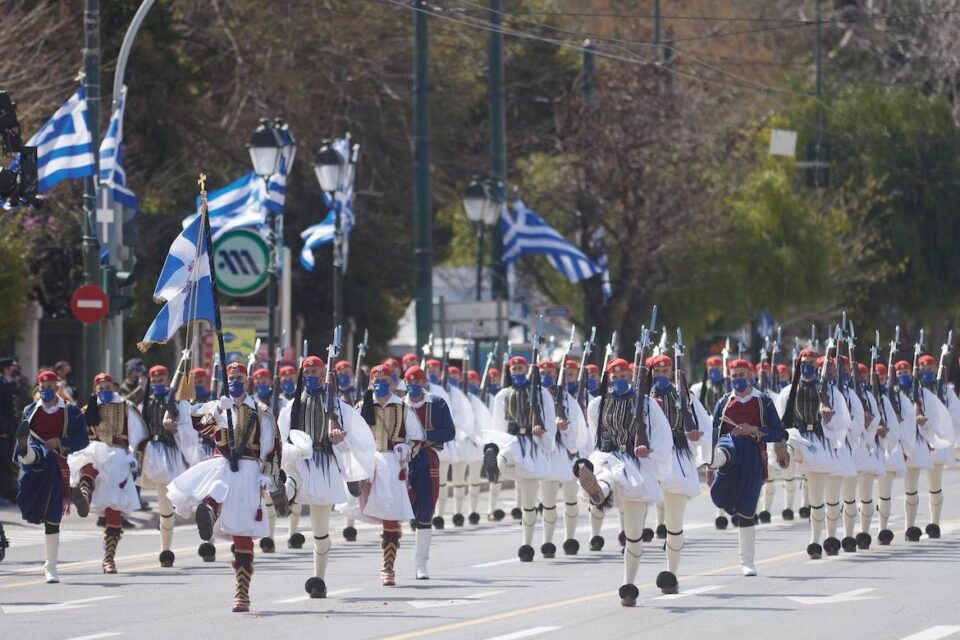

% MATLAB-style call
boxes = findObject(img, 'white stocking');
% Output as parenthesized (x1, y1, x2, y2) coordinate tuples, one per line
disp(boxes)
(158, 483, 174, 552)
(562, 480, 579, 540)
(857, 473, 876, 534)
(841, 476, 858, 539)
(927, 464, 944, 525)
(539, 480, 559, 546)
(663, 492, 687, 575)
(825, 476, 842, 539)
(807, 472, 826, 544)
(467, 463, 482, 516)
(878, 472, 895, 530)
(621, 500, 648, 586)
(436, 462, 450, 517)
(904, 467, 921, 529)
(310, 507, 331, 579)
(519, 479, 540, 546)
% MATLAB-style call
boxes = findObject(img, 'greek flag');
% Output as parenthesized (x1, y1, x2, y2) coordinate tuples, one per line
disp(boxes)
(592, 227, 613, 303)
(139, 215, 216, 350)
(99, 86, 137, 211)
(17, 87, 96, 192)
(501, 199, 602, 284)
(299, 138, 356, 272)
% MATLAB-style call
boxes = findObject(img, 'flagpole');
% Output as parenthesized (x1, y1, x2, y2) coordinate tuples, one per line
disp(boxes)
(82, 0, 102, 388)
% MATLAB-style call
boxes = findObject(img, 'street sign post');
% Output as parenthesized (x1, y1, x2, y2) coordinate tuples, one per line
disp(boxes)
(71, 285, 110, 324)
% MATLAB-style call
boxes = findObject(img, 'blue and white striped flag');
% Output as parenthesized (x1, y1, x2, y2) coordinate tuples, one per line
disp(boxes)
(15, 87, 96, 192)
(139, 215, 216, 349)
(592, 227, 613, 303)
(501, 199, 602, 284)
(299, 138, 356, 272)
(99, 86, 137, 212)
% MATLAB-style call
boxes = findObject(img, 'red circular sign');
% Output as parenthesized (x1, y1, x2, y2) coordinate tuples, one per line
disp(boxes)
(71, 284, 110, 324)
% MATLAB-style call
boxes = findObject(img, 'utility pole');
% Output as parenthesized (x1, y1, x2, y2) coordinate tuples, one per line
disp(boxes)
(580, 40, 596, 334)
(82, 0, 102, 390)
(813, 0, 826, 187)
(413, 0, 433, 349)
(488, 0, 508, 304)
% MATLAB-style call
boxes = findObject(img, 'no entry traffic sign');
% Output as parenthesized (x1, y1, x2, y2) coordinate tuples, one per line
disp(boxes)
(71, 284, 109, 324)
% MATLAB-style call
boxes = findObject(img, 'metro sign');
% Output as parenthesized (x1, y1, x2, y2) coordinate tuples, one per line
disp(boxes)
(212, 229, 270, 297)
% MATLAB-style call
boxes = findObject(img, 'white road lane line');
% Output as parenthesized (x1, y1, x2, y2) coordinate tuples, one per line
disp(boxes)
(899, 627, 960, 640)
(408, 591, 503, 610)
(274, 587, 362, 604)
(2, 595, 120, 615)
(787, 588, 879, 606)
(482, 627, 562, 640)
(653, 585, 725, 601)
(472, 558, 518, 568)
(63, 634, 124, 640)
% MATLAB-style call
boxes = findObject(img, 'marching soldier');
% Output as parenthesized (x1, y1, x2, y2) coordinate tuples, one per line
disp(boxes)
(483, 356, 559, 562)
(333, 360, 356, 403)
(423, 358, 456, 529)
(12, 370, 89, 582)
(479, 367, 508, 521)
(252, 368, 274, 406)
(709, 359, 786, 576)
(851, 362, 889, 549)
(690, 355, 727, 415)
(278, 355, 375, 598)
(465, 369, 495, 523)
(167, 362, 279, 612)
(574, 357, 672, 606)
(68, 373, 147, 574)
(192, 367, 213, 404)
(278, 364, 297, 407)
(446, 366, 484, 527)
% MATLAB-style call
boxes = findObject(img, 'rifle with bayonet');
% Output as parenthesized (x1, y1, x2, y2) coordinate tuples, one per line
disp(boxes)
(721, 337, 732, 394)
(480, 341, 498, 403)
(936, 330, 953, 404)
(887, 326, 903, 421)
(354, 329, 369, 405)
(601, 330, 619, 377)
(163, 348, 191, 422)
(246, 337, 262, 395)
(501, 340, 513, 390)
(576, 326, 596, 413)
(911, 329, 926, 419)
(529, 315, 545, 433)
(440, 333, 455, 392)
(869, 330, 889, 437)
(674, 327, 700, 434)
(632, 306, 658, 451)
(555, 325, 576, 425)
(420, 332, 434, 370)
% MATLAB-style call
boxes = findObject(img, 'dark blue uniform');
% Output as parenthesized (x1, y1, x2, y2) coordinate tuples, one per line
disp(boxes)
(407, 396, 455, 526)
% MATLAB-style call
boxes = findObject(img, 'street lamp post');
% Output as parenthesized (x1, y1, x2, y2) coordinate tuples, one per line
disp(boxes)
(462, 176, 501, 302)
(247, 119, 284, 372)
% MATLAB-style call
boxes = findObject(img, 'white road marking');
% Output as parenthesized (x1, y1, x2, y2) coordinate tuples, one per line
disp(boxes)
(482, 627, 562, 640)
(63, 634, 124, 640)
(2, 595, 120, 615)
(274, 587, 362, 604)
(472, 558, 518, 568)
(898, 626, 960, 640)
(7, 541, 231, 575)
(407, 591, 502, 609)
(653, 585, 725, 600)
(787, 588, 879, 606)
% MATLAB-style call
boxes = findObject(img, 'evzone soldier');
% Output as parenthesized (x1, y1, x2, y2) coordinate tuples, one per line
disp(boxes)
(334, 360, 357, 404)
(850, 362, 890, 549)
(68, 373, 147, 574)
(830, 356, 864, 553)
(277, 354, 374, 598)
(648, 353, 712, 594)
(251, 368, 274, 406)
(138, 363, 199, 567)
(573, 357, 672, 606)
(12, 370, 89, 582)
(778, 349, 851, 559)
(690, 355, 737, 530)
(465, 369, 495, 523)
(167, 362, 279, 612)
(445, 366, 484, 526)
(901, 356, 954, 540)
(756, 364, 796, 524)
(191, 367, 213, 404)
(346, 365, 455, 583)
(483, 355, 559, 562)
(539, 359, 590, 556)
(278, 364, 298, 408)
(478, 367, 509, 522)
(708, 359, 786, 576)
(873, 362, 906, 545)
(423, 358, 457, 529)
(919, 353, 958, 538)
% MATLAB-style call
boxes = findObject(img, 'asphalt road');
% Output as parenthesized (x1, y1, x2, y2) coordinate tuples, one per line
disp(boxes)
(2, 466, 960, 640)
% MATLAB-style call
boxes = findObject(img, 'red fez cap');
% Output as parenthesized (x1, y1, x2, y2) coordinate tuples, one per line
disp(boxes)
(226, 362, 247, 376)
(586, 364, 600, 375)
(776, 363, 788, 374)
(252, 368, 271, 379)
(467, 370, 480, 380)
(301, 356, 324, 369)
(799, 348, 819, 359)
(279, 365, 296, 377)
(918, 355, 935, 366)
(149, 365, 168, 378)
(644, 356, 654, 368)
(606, 358, 630, 374)
(857, 363, 869, 375)
(402, 353, 418, 365)
(425, 359, 442, 369)
(404, 366, 426, 382)
(894, 360, 911, 372)
(565, 360, 578, 370)
(334, 360, 352, 371)
(448, 366, 462, 376)
(36, 370, 57, 383)
(758, 361, 772, 371)
(488, 368, 501, 378)
(728, 359, 752, 372)
(384, 357, 401, 370)
(371, 364, 392, 378)
(93, 372, 114, 385)
(650, 354, 673, 369)
(706, 355, 722, 367)
(874, 363, 888, 375)
(537, 360, 556, 371)
(508, 356, 529, 368)
(190, 367, 209, 378)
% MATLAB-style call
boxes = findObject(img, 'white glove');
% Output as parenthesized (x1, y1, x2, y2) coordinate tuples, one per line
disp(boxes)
(259, 474, 274, 491)
(393, 442, 412, 464)
(218, 396, 234, 413)
(126, 451, 139, 472)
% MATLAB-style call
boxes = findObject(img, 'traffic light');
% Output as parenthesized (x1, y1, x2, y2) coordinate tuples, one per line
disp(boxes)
(103, 265, 136, 314)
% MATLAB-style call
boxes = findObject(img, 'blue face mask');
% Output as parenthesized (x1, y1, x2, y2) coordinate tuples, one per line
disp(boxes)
(468, 383, 480, 395)
(800, 363, 816, 379)
(98, 389, 114, 404)
(708, 369, 723, 385)
(406, 383, 423, 398)
(151, 384, 168, 398)
(920, 371, 935, 385)
(39, 388, 57, 403)
(428, 372, 440, 385)
(303, 375, 321, 394)
(337, 373, 352, 389)
(511, 374, 528, 387)
(488, 383, 500, 394)
(540, 374, 554, 389)
(566, 381, 579, 396)
(392, 374, 399, 385)
(653, 376, 671, 392)
(195, 384, 209, 400)
(256, 383, 271, 397)
(897, 374, 912, 391)
(373, 380, 391, 398)
(228, 380, 245, 398)
(449, 378, 459, 389)
(281, 379, 296, 396)
(779, 380, 790, 390)
(610, 379, 631, 396)
(587, 378, 598, 393)
(732, 377, 750, 393)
